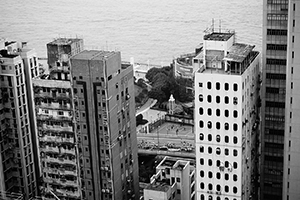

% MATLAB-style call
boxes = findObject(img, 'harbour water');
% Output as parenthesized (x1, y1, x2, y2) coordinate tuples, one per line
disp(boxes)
(0, 0, 262, 64)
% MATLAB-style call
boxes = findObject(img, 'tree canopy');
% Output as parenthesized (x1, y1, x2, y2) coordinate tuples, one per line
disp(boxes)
(145, 66, 193, 103)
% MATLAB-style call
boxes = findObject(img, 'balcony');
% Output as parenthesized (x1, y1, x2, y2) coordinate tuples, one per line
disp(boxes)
(41, 124, 73, 132)
(37, 102, 72, 110)
(43, 156, 76, 166)
(39, 135, 75, 144)
(43, 167, 78, 177)
(40, 146, 60, 153)
(60, 147, 76, 155)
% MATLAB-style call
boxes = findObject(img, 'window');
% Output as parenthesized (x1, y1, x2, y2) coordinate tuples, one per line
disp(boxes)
(225, 136, 229, 143)
(216, 148, 221, 155)
(208, 147, 212, 154)
(233, 149, 238, 156)
(216, 122, 220, 130)
(200, 171, 204, 177)
(225, 148, 229, 155)
(199, 133, 204, 140)
(225, 173, 229, 180)
(233, 137, 238, 144)
(233, 123, 238, 131)
(233, 174, 237, 181)
(233, 187, 237, 194)
(216, 109, 220, 116)
(208, 184, 213, 190)
(224, 123, 229, 130)
(199, 146, 204, 153)
(216, 82, 220, 90)
(225, 83, 229, 91)
(207, 108, 212, 116)
(199, 121, 204, 128)
(200, 158, 204, 165)
(208, 134, 212, 141)
(207, 95, 212, 103)
(216, 172, 221, 179)
(216, 96, 220, 103)
(225, 96, 229, 104)
(176, 177, 180, 183)
(233, 162, 238, 169)
(199, 94, 203, 102)
(208, 171, 213, 178)
(208, 121, 212, 129)
(199, 82, 203, 87)
(208, 159, 212, 166)
(233, 110, 238, 118)
(216, 135, 220, 142)
(225, 186, 229, 193)
(199, 108, 204, 115)
(225, 110, 229, 117)
(233, 83, 238, 91)
(207, 82, 212, 89)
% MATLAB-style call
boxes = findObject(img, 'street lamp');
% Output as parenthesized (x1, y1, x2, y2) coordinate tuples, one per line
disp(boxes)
(157, 113, 160, 148)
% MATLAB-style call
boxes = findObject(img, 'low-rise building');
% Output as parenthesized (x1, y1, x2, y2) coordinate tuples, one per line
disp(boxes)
(143, 156, 195, 200)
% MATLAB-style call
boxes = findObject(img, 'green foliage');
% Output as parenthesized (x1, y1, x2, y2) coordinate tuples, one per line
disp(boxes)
(146, 66, 193, 103)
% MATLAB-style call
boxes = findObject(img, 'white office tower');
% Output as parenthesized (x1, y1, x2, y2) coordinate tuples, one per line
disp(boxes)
(194, 29, 260, 200)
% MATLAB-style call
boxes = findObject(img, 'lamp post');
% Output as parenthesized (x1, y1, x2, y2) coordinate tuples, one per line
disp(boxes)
(157, 113, 160, 148)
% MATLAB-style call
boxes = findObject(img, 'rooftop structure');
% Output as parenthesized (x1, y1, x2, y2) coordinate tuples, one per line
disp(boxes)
(203, 32, 235, 41)
(143, 156, 195, 200)
(48, 38, 83, 45)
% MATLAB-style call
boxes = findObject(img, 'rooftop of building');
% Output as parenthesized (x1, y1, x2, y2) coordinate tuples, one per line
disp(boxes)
(224, 43, 255, 63)
(48, 38, 82, 45)
(145, 179, 171, 192)
(71, 50, 117, 60)
(0, 49, 19, 58)
(158, 157, 189, 171)
(203, 32, 234, 41)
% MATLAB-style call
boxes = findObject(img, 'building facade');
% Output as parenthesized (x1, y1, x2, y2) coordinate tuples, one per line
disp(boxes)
(0, 41, 39, 199)
(283, 1, 300, 199)
(33, 38, 84, 200)
(194, 30, 260, 200)
(70, 50, 139, 200)
(261, 0, 289, 199)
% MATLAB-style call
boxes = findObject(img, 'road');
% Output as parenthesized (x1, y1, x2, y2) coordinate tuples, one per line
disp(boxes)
(136, 98, 157, 116)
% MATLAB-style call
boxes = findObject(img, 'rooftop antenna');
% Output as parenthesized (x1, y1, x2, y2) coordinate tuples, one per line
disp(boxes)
(106, 41, 108, 51)
(212, 18, 214, 32)
(219, 19, 221, 32)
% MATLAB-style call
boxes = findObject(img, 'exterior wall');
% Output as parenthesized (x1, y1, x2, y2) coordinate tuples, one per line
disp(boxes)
(261, 0, 288, 199)
(19, 49, 41, 193)
(283, 1, 300, 199)
(0, 55, 37, 199)
(195, 73, 243, 200)
(70, 51, 139, 200)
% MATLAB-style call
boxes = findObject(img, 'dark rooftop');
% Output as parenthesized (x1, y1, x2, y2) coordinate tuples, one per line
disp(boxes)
(71, 50, 117, 60)
(0, 50, 19, 58)
(224, 43, 255, 63)
(48, 38, 82, 45)
(204, 32, 234, 41)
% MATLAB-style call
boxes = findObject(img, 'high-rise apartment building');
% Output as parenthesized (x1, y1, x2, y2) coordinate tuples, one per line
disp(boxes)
(0, 40, 39, 199)
(283, 1, 300, 199)
(194, 30, 260, 200)
(70, 50, 139, 200)
(261, 0, 289, 199)
(33, 38, 84, 200)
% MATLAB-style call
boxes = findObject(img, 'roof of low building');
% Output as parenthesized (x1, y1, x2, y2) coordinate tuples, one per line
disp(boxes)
(224, 43, 255, 63)
(71, 50, 117, 60)
(48, 38, 82, 45)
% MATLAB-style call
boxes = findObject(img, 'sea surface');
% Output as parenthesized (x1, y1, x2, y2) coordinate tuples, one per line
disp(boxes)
(0, 0, 262, 65)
